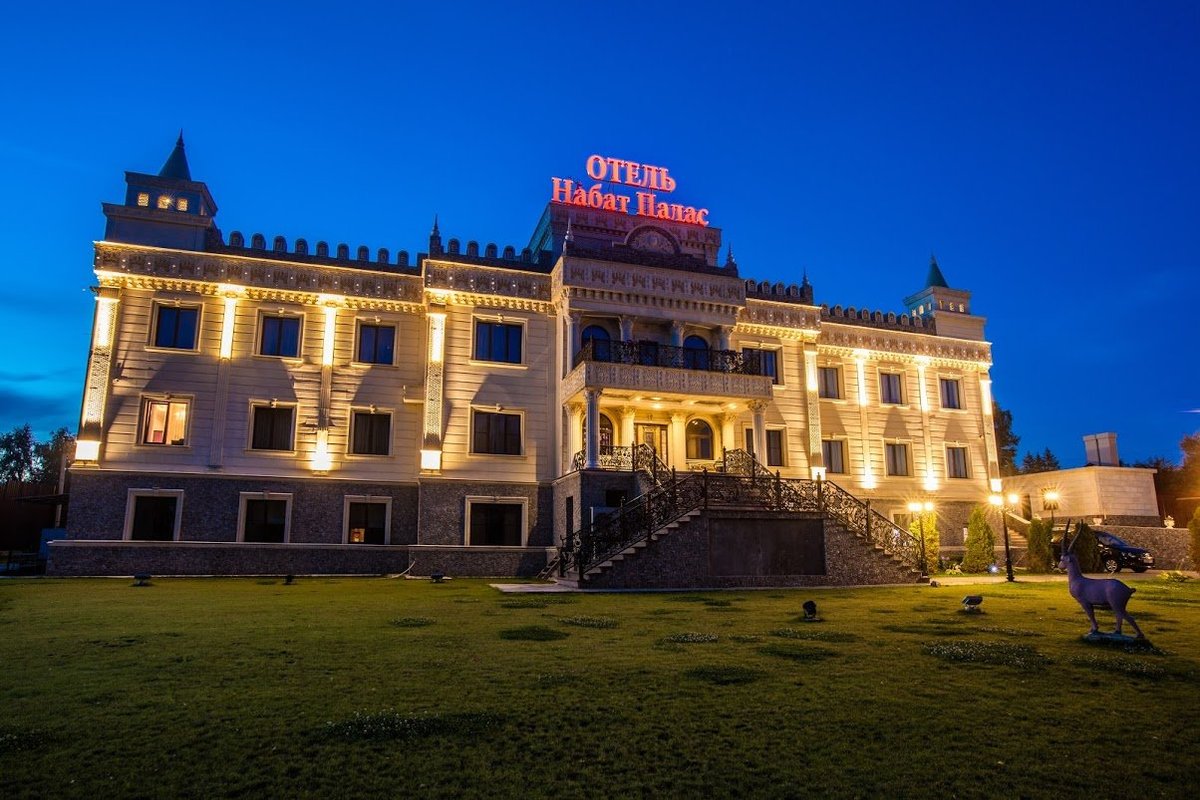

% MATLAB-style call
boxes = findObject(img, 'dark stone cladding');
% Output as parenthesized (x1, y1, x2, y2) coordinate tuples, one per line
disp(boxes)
(587, 510, 921, 590)
(1096, 526, 1194, 571)
(47, 541, 410, 577)
(406, 545, 552, 578)
(417, 479, 554, 547)
(65, 469, 419, 544)
(552, 470, 646, 541)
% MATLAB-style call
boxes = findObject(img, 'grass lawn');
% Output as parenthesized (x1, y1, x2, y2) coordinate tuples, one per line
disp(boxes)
(1, 576, 1197, 799)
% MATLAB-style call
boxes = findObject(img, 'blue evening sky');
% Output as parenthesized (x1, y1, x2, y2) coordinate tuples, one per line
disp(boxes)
(1, 1, 1196, 466)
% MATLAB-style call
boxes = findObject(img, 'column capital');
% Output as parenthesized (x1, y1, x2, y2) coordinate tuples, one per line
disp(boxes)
(747, 399, 769, 413)
(584, 387, 602, 401)
(670, 320, 685, 334)
(670, 411, 688, 424)
(620, 405, 637, 419)
(567, 402, 584, 417)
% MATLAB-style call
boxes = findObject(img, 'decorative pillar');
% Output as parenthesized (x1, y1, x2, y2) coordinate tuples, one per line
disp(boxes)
(619, 315, 634, 341)
(75, 286, 121, 462)
(669, 321, 685, 348)
(209, 285, 243, 468)
(620, 406, 636, 447)
(802, 342, 824, 479)
(915, 358, 937, 490)
(669, 412, 687, 469)
(567, 311, 583, 363)
(584, 389, 601, 469)
(749, 400, 768, 463)
(567, 403, 584, 469)
(312, 295, 341, 473)
(720, 412, 737, 456)
(420, 306, 447, 471)
(979, 369, 1001, 492)
(853, 349, 876, 489)
(715, 325, 732, 351)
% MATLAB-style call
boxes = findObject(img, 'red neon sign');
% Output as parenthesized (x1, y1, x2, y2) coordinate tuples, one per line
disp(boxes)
(551, 154, 710, 227)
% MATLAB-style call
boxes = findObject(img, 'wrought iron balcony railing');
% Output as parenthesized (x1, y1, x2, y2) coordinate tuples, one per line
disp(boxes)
(572, 339, 768, 375)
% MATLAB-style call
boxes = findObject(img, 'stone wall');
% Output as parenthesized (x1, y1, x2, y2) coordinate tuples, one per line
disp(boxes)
(47, 540, 410, 576)
(67, 469, 419, 544)
(416, 480, 553, 546)
(587, 510, 921, 589)
(1098, 526, 1194, 570)
(552, 470, 643, 546)
(406, 545, 552, 577)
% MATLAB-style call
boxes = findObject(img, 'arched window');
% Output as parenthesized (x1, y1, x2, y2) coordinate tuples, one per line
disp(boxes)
(686, 419, 714, 460)
(582, 325, 611, 360)
(682, 334, 710, 371)
(582, 413, 615, 455)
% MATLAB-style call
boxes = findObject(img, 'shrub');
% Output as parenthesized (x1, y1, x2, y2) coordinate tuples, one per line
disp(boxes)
(558, 616, 618, 629)
(682, 665, 763, 685)
(1070, 523, 1102, 573)
(499, 625, 569, 641)
(961, 506, 996, 573)
(1189, 507, 1200, 570)
(907, 511, 939, 573)
(1025, 517, 1053, 573)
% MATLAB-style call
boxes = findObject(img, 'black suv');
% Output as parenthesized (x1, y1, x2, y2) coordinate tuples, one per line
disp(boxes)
(1095, 532, 1155, 573)
(1051, 531, 1155, 573)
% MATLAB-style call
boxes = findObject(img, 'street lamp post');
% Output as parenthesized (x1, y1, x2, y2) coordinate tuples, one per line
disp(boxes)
(1042, 488, 1060, 530)
(907, 499, 934, 576)
(989, 492, 1020, 582)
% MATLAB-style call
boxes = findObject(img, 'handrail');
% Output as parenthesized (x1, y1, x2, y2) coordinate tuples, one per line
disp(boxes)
(572, 339, 763, 375)
(558, 449, 925, 579)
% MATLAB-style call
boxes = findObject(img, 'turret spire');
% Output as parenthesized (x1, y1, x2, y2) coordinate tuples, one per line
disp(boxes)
(158, 131, 192, 181)
(926, 253, 949, 288)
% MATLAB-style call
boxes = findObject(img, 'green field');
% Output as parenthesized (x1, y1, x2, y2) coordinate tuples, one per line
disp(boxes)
(1, 576, 1197, 799)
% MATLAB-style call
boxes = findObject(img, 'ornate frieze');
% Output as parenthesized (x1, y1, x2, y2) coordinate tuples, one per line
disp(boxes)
(562, 361, 774, 401)
(554, 258, 745, 315)
(423, 259, 553, 312)
(818, 322, 991, 367)
(94, 242, 425, 311)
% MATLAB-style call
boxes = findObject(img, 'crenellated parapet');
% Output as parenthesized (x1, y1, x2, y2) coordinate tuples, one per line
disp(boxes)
(820, 303, 935, 333)
(222, 230, 417, 272)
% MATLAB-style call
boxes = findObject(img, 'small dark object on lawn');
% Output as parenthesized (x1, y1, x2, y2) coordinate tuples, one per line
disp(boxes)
(284, 574, 295, 585)
(929, 580, 940, 588)
(430, 571, 446, 583)
(802, 600, 822, 622)
(961, 595, 984, 613)
(132, 573, 152, 587)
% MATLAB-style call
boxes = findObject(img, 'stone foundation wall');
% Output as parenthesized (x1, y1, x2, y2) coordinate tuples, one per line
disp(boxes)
(552, 470, 643, 546)
(588, 510, 921, 589)
(47, 540, 411, 576)
(67, 469, 419, 544)
(416, 480, 553, 546)
(1098, 526, 1194, 570)
(406, 545, 552, 577)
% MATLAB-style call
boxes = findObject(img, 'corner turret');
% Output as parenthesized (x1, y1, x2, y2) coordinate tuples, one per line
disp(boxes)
(902, 254, 985, 340)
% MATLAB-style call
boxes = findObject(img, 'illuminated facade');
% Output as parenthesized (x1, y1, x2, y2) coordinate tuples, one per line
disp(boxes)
(52, 140, 1000, 582)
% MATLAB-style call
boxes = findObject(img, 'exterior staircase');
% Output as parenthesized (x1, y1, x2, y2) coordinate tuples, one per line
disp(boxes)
(553, 449, 928, 588)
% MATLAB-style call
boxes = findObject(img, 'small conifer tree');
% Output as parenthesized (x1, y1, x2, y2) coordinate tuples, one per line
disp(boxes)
(907, 511, 940, 573)
(1187, 507, 1200, 571)
(1068, 522, 1102, 572)
(961, 506, 996, 573)
(1025, 517, 1053, 573)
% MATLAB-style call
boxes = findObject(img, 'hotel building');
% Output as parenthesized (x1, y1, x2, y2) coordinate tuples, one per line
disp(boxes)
(51, 139, 1000, 587)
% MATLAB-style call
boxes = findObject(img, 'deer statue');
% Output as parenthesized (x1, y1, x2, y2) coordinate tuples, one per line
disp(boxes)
(1059, 524, 1145, 639)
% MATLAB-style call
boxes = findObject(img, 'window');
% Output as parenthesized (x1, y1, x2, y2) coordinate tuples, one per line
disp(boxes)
(241, 495, 289, 543)
(940, 378, 962, 410)
(885, 442, 910, 476)
(350, 411, 391, 456)
(682, 335, 710, 370)
(765, 429, 785, 467)
(142, 398, 188, 446)
(582, 413, 615, 454)
(743, 349, 780, 383)
(345, 499, 389, 544)
(176, 198, 188, 212)
(357, 323, 395, 365)
(818, 366, 841, 399)
(260, 315, 301, 357)
(153, 305, 199, 349)
(137, 192, 150, 207)
(822, 440, 846, 474)
(880, 372, 904, 405)
(467, 501, 524, 546)
(686, 419, 714, 460)
(125, 491, 182, 541)
(947, 446, 970, 479)
(157, 195, 171, 209)
(472, 410, 522, 455)
(251, 405, 294, 451)
(474, 320, 522, 364)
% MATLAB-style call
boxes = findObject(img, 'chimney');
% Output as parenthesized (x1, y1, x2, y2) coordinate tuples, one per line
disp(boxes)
(1083, 432, 1119, 466)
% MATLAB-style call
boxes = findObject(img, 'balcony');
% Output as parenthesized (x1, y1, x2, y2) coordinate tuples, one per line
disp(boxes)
(563, 340, 775, 401)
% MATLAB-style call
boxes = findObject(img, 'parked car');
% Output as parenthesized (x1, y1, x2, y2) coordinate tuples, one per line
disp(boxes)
(1050, 531, 1155, 573)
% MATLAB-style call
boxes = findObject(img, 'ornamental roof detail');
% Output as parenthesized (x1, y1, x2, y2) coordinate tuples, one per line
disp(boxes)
(818, 322, 991, 366)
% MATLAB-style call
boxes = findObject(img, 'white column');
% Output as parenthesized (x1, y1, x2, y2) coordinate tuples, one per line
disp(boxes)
(979, 369, 1001, 492)
(669, 321, 685, 348)
(568, 312, 583, 362)
(75, 286, 121, 462)
(715, 325, 732, 351)
(669, 412, 687, 469)
(749, 400, 768, 463)
(421, 307, 447, 471)
(802, 342, 824, 479)
(619, 315, 634, 341)
(916, 358, 937, 491)
(620, 406, 636, 447)
(584, 389, 601, 469)
(567, 403, 584, 469)
(853, 349, 875, 489)
(720, 412, 737, 457)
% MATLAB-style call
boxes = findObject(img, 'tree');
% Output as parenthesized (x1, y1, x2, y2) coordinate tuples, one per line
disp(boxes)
(0, 424, 36, 483)
(1188, 507, 1200, 571)
(1025, 517, 1053, 573)
(1069, 522, 1102, 573)
(907, 511, 939, 573)
(32, 427, 75, 486)
(961, 506, 996, 573)
(1020, 447, 1062, 474)
(1138, 433, 1200, 521)
(993, 401, 1020, 477)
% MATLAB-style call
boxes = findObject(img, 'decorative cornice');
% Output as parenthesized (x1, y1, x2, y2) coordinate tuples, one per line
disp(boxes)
(555, 258, 745, 311)
(818, 322, 991, 367)
(738, 300, 822, 339)
(94, 242, 425, 310)
(423, 259, 553, 312)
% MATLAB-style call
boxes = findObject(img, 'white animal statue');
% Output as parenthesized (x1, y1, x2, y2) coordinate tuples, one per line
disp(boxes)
(1059, 530, 1144, 639)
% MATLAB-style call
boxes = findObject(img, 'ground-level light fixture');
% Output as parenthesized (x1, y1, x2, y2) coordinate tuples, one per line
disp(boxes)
(962, 595, 984, 612)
